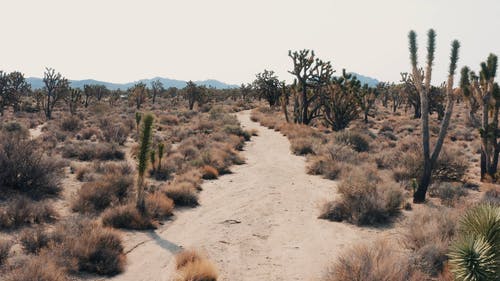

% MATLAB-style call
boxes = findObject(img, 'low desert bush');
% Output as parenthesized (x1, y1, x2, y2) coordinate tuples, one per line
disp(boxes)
(99, 119, 130, 145)
(306, 156, 342, 180)
(20, 227, 51, 254)
(0, 134, 64, 198)
(102, 204, 155, 230)
(174, 250, 218, 281)
(60, 116, 81, 132)
(0, 239, 11, 265)
(201, 165, 219, 179)
(79, 127, 101, 140)
(0, 196, 58, 229)
(429, 182, 468, 207)
(322, 241, 416, 281)
(482, 185, 500, 205)
(72, 175, 133, 214)
(319, 167, 403, 225)
(164, 182, 199, 207)
(5, 254, 68, 281)
(62, 142, 124, 161)
(290, 137, 315, 155)
(403, 207, 458, 276)
(145, 192, 174, 219)
(334, 131, 370, 152)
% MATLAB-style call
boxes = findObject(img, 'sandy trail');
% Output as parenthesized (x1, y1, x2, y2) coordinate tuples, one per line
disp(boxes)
(110, 110, 390, 281)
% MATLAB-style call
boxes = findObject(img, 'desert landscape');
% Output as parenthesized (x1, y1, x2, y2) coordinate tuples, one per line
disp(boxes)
(1, 1, 499, 281)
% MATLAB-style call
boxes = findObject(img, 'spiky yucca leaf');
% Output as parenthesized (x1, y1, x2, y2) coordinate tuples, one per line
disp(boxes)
(449, 40, 460, 76)
(408, 30, 418, 68)
(449, 235, 497, 281)
(427, 29, 436, 66)
(138, 114, 154, 177)
(460, 204, 500, 250)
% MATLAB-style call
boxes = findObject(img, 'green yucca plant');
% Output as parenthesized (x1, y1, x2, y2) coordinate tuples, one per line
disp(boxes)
(449, 204, 500, 281)
(150, 150, 156, 172)
(158, 143, 165, 171)
(136, 113, 153, 213)
(135, 111, 142, 138)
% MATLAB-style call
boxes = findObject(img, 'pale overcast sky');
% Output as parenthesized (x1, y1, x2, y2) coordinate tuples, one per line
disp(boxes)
(1, 0, 499, 85)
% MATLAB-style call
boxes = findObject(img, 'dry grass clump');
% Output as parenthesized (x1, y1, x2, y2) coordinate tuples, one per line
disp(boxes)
(322, 241, 417, 281)
(0, 239, 12, 265)
(164, 181, 199, 207)
(5, 254, 68, 281)
(334, 130, 370, 152)
(201, 165, 219, 180)
(428, 182, 468, 207)
(0, 196, 58, 229)
(482, 184, 500, 205)
(306, 156, 342, 180)
(99, 119, 130, 145)
(0, 133, 64, 198)
(403, 207, 458, 276)
(19, 227, 51, 254)
(72, 174, 133, 214)
(79, 126, 101, 140)
(290, 137, 315, 155)
(61, 141, 125, 161)
(174, 250, 218, 281)
(60, 116, 82, 132)
(145, 192, 174, 219)
(101, 204, 155, 230)
(319, 167, 403, 225)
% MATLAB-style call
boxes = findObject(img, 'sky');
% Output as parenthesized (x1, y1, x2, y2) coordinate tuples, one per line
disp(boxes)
(1, 0, 499, 85)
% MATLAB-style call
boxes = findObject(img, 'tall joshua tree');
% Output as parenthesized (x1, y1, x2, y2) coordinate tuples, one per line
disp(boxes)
(43, 68, 69, 120)
(288, 49, 334, 124)
(460, 54, 500, 180)
(136, 113, 154, 213)
(408, 29, 460, 203)
(151, 79, 164, 104)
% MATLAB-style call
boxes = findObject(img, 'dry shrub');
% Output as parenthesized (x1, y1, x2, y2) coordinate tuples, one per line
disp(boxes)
(61, 142, 124, 161)
(202, 165, 219, 180)
(79, 127, 101, 140)
(334, 130, 370, 152)
(164, 182, 199, 207)
(201, 144, 243, 174)
(482, 185, 500, 205)
(0, 134, 64, 198)
(322, 241, 415, 281)
(101, 204, 155, 230)
(175, 170, 203, 190)
(290, 137, 315, 155)
(0, 239, 11, 265)
(60, 116, 81, 132)
(160, 114, 179, 125)
(428, 182, 468, 207)
(0, 196, 58, 229)
(99, 119, 130, 145)
(20, 227, 51, 254)
(174, 250, 218, 281)
(319, 167, 402, 225)
(145, 192, 174, 219)
(307, 156, 342, 180)
(72, 175, 133, 214)
(5, 254, 68, 281)
(403, 207, 458, 276)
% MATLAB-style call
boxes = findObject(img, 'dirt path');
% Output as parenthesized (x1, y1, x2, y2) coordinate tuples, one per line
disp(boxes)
(110, 110, 391, 281)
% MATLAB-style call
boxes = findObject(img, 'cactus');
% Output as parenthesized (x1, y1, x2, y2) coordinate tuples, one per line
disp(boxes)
(135, 112, 142, 138)
(136, 113, 154, 213)
(408, 29, 460, 203)
(448, 204, 500, 280)
(150, 150, 156, 172)
(158, 143, 165, 171)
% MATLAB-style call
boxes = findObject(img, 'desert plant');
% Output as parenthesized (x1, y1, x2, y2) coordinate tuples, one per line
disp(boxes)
(0, 196, 58, 229)
(408, 29, 461, 203)
(174, 250, 218, 281)
(20, 227, 52, 254)
(460, 54, 500, 181)
(136, 113, 154, 213)
(42, 68, 69, 120)
(448, 204, 500, 281)
(102, 204, 154, 230)
(0, 239, 11, 265)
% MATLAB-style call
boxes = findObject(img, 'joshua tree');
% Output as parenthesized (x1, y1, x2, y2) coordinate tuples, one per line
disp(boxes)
(408, 29, 460, 203)
(136, 113, 154, 213)
(358, 84, 378, 123)
(135, 112, 142, 138)
(184, 81, 203, 110)
(151, 79, 164, 104)
(42, 68, 69, 120)
(7, 71, 30, 112)
(460, 54, 500, 180)
(130, 82, 148, 109)
(0, 71, 9, 116)
(288, 49, 334, 124)
(66, 88, 82, 115)
(322, 69, 361, 131)
(239, 83, 252, 101)
(253, 70, 281, 107)
(400, 72, 422, 118)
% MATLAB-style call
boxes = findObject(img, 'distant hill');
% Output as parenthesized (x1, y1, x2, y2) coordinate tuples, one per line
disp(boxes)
(348, 72, 379, 87)
(26, 77, 239, 90)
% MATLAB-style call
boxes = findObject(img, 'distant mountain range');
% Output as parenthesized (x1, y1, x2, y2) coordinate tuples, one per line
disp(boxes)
(348, 72, 379, 87)
(26, 77, 239, 90)
(26, 72, 379, 90)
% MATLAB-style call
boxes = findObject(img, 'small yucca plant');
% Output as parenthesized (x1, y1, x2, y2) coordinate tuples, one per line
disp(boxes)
(448, 204, 500, 281)
(136, 113, 154, 213)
